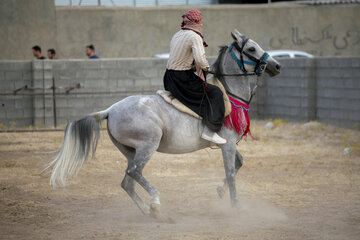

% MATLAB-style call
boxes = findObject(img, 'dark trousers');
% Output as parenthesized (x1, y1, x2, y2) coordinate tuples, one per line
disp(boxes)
(163, 69, 225, 132)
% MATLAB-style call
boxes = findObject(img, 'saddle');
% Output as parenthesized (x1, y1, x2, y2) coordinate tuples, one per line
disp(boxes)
(157, 77, 232, 119)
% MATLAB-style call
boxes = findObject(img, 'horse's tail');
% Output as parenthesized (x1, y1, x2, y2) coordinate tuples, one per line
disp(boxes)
(45, 109, 109, 188)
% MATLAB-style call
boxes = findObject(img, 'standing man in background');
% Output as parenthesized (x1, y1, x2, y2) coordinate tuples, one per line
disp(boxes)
(47, 49, 57, 60)
(32, 45, 46, 59)
(86, 44, 99, 59)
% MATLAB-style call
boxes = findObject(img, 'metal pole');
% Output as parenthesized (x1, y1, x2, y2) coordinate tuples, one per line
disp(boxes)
(52, 77, 57, 129)
(0, 89, 156, 96)
(42, 61, 45, 126)
(268, 0, 271, 3)
(98, 0, 101, 6)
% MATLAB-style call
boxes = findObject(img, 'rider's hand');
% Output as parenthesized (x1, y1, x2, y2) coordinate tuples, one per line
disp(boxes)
(203, 67, 210, 75)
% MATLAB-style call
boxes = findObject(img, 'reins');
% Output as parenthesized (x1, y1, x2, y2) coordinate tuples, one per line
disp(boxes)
(208, 70, 256, 77)
(220, 75, 259, 106)
(209, 69, 258, 105)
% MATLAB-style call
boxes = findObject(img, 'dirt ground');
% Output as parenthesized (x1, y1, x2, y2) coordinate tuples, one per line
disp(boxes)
(0, 120, 359, 240)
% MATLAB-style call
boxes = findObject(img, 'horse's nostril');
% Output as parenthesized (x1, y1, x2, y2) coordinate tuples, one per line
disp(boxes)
(276, 64, 281, 70)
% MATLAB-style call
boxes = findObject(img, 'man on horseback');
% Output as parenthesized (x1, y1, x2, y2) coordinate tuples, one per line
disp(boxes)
(163, 9, 226, 145)
(47, 24, 281, 215)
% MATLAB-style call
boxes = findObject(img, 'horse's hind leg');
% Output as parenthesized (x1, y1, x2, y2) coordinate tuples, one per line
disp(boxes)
(126, 143, 161, 217)
(121, 174, 150, 214)
(119, 151, 152, 214)
(108, 132, 152, 214)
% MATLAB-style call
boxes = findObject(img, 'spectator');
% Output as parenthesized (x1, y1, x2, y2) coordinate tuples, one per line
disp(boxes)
(47, 48, 57, 60)
(85, 44, 99, 59)
(32, 45, 46, 59)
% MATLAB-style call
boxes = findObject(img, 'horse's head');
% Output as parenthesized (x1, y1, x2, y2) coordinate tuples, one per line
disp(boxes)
(230, 29, 281, 77)
(211, 30, 282, 104)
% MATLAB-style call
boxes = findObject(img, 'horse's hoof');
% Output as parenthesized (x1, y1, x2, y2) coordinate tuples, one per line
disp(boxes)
(217, 186, 225, 198)
(150, 203, 161, 219)
(149, 203, 175, 223)
(232, 200, 244, 211)
(140, 205, 151, 215)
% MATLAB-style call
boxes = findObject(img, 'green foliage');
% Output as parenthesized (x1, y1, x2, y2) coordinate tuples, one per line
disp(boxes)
(352, 123, 360, 131)
(0, 123, 7, 130)
(34, 122, 42, 128)
(9, 121, 16, 128)
(343, 135, 360, 156)
(273, 119, 283, 127)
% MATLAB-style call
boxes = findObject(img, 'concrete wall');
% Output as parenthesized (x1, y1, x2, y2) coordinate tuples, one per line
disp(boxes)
(0, 61, 34, 127)
(0, 58, 166, 127)
(257, 57, 360, 128)
(49, 58, 165, 125)
(259, 58, 317, 121)
(0, 0, 57, 60)
(1, 2, 359, 60)
(53, 4, 360, 59)
(0, 57, 359, 129)
(315, 58, 360, 128)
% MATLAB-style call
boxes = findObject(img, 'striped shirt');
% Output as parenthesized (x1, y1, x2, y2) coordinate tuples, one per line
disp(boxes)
(166, 30, 209, 71)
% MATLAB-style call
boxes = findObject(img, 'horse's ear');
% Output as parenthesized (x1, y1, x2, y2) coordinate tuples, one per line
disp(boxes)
(231, 29, 244, 42)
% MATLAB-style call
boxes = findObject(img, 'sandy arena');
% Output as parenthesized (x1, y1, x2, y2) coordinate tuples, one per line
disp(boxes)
(0, 120, 359, 240)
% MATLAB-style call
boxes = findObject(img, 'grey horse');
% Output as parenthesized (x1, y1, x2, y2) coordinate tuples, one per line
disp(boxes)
(46, 30, 281, 217)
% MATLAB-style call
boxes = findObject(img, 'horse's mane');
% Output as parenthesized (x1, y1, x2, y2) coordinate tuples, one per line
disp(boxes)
(212, 45, 228, 82)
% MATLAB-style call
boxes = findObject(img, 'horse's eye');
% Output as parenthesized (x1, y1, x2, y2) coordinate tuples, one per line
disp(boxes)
(248, 47, 256, 52)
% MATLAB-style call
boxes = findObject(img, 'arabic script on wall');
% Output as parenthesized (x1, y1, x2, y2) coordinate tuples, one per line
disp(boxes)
(269, 24, 360, 56)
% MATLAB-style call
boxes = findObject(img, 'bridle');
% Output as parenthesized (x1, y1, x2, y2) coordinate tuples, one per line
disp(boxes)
(229, 38, 269, 76)
(210, 37, 269, 105)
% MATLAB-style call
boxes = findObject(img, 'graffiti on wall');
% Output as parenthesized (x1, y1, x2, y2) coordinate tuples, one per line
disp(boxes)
(269, 24, 360, 56)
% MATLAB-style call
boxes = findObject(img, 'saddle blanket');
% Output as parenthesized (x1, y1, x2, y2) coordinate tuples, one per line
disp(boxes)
(157, 77, 232, 120)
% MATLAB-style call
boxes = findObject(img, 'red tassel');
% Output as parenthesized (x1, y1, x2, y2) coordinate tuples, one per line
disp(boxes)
(224, 96, 254, 139)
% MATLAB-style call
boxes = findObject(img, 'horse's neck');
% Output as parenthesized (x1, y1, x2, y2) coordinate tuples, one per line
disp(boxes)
(216, 76, 253, 104)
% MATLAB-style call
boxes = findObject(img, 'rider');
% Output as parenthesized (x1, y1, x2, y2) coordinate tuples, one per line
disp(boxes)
(163, 9, 226, 145)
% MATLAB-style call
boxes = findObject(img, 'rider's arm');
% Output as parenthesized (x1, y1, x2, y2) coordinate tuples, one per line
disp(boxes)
(191, 34, 210, 72)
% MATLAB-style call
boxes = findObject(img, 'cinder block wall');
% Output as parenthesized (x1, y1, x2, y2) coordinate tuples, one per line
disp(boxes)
(0, 57, 359, 129)
(0, 61, 34, 127)
(31, 58, 167, 127)
(316, 58, 360, 128)
(257, 57, 360, 128)
(260, 58, 317, 121)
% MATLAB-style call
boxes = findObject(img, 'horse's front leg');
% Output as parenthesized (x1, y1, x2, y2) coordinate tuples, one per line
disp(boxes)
(220, 143, 238, 206)
(217, 150, 243, 198)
